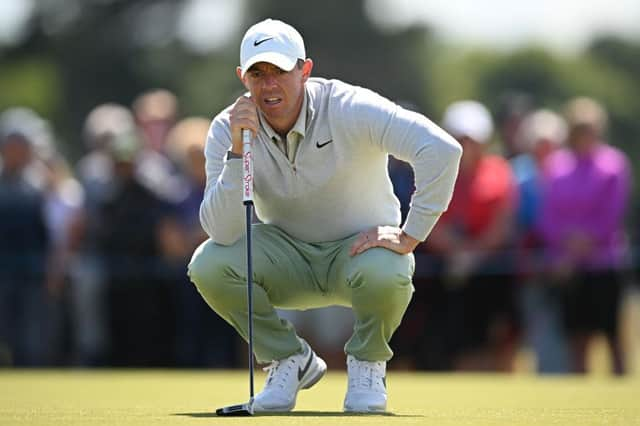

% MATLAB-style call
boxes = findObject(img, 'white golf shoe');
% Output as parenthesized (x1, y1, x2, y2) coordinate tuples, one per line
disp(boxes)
(251, 341, 327, 412)
(343, 355, 387, 413)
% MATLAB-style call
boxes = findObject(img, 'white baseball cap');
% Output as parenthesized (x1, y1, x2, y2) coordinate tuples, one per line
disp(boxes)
(442, 100, 494, 144)
(515, 109, 568, 152)
(239, 19, 306, 77)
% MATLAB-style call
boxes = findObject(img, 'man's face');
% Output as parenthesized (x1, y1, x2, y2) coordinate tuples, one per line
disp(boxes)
(0, 135, 32, 173)
(567, 124, 598, 154)
(186, 146, 206, 185)
(237, 60, 312, 132)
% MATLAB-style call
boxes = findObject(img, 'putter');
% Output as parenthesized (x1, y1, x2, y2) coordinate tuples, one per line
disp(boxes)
(216, 129, 255, 416)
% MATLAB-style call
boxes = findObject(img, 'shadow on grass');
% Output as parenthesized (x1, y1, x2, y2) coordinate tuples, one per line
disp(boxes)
(174, 411, 422, 418)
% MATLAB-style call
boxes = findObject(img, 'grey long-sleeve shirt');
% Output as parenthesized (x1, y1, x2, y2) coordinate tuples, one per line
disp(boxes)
(200, 77, 461, 245)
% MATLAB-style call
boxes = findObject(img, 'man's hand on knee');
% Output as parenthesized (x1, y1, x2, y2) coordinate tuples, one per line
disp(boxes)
(349, 226, 419, 256)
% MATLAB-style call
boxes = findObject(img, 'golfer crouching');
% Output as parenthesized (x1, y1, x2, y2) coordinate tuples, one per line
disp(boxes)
(188, 18, 462, 413)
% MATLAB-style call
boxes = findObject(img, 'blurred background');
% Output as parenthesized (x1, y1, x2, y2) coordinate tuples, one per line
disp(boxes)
(0, 0, 639, 375)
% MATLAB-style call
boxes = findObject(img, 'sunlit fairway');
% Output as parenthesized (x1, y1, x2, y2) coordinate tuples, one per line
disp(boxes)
(1, 369, 639, 425)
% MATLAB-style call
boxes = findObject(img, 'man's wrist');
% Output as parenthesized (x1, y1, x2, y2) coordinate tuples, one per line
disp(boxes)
(400, 231, 420, 251)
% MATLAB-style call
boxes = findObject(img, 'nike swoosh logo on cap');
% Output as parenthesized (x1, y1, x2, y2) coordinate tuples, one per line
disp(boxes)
(316, 139, 333, 148)
(298, 351, 314, 381)
(253, 37, 273, 46)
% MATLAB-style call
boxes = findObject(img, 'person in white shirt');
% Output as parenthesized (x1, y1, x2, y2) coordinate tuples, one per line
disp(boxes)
(188, 18, 462, 413)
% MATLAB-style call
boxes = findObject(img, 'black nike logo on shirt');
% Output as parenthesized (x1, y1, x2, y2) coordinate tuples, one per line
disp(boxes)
(316, 139, 333, 148)
(253, 37, 273, 46)
(298, 351, 314, 381)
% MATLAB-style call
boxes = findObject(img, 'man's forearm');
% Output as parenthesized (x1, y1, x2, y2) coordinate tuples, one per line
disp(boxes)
(200, 159, 246, 245)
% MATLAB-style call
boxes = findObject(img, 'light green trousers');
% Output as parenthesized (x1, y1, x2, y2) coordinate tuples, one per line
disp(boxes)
(188, 224, 415, 363)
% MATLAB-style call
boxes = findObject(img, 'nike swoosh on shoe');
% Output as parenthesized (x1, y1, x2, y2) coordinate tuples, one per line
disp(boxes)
(298, 351, 314, 381)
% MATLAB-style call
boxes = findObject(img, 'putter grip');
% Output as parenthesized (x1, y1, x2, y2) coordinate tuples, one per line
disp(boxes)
(242, 129, 253, 204)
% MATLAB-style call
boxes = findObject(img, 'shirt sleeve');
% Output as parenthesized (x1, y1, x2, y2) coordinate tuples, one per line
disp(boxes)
(350, 89, 463, 241)
(199, 114, 246, 245)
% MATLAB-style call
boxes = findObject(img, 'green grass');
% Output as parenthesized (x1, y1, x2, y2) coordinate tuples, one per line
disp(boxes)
(0, 370, 639, 425)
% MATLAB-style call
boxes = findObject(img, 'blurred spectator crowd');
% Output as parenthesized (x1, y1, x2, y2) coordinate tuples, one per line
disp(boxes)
(0, 91, 635, 375)
(0, 90, 237, 368)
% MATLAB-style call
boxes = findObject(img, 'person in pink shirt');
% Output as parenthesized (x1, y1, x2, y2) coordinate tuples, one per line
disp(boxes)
(537, 97, 631, 375)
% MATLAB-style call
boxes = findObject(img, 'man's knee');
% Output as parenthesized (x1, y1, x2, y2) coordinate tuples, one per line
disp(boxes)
(347, 248, 414, 307)
(188, 239, 242, 301)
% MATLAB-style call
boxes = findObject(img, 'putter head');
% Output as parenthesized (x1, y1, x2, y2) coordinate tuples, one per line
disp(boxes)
(216, 401, 254, 416)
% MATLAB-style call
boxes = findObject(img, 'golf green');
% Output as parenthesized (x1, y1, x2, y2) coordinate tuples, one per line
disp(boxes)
(1, 370, 638, 425)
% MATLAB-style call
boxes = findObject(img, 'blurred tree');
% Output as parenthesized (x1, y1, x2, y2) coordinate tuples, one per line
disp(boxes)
(589, 36, 640, 86)
(1, 0, 241, 158)
(0, 56, 61, 126)
(43, 1, 190, 156)
(0, 0, 638, 170)
(476, 47, 638, 151)
(425, 45, 639, 157)
(476, 48, 568, 111)
(587, 36, 640, 156)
